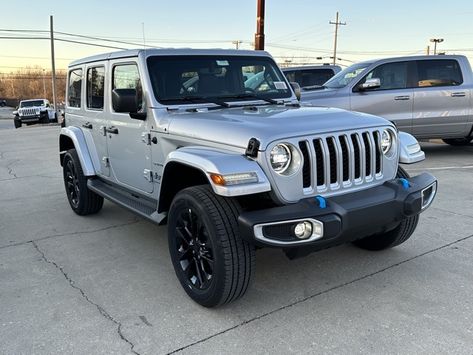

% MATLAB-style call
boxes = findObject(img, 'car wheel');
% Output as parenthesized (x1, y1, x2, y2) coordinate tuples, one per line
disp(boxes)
(168, 185, 255, 307)
(63, 149, 104, 215)
(40, 112, 49, 124)
(352, 166, 419, 251)
(14, 118, 22, 129)
(442, 138, 472, 146)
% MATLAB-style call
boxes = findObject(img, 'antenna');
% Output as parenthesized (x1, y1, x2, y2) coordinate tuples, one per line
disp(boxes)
(142, 22, 146, 50)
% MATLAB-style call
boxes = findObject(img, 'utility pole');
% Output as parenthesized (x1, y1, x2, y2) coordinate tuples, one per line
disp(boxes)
(50, 15, 57, 112)
(232, 40, 243, 50)
(329, 12, 346, 65)
(254, 0, 265, 50)
(42, 69, 46, 98)
(430, 38, 444, 55)
(426, 45, 430, 55)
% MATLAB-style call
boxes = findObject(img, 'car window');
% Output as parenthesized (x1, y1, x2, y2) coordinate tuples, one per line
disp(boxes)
(67, 69, 83, 108)
(325, 62, 372, 89)
(416, 59, 463, 87)
(87, 66, 105, 110)
(113, 64, 143, 110)
(289, 69, 335, 88)
(359, 62, 408, 91)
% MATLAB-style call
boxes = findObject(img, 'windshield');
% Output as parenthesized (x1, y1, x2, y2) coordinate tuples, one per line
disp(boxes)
(147, 55, 292, 105)
(20, 100, 44, 108)
(324, 62, 372, 89)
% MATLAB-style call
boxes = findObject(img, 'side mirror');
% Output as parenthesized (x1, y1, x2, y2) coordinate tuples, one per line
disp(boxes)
(112, 88, 138, 112)
(359, 78, 381, 91)
(112, 88, 146, 120)
(290, 82, 301, 101)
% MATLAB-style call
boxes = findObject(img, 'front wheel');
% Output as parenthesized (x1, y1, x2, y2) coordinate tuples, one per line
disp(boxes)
(168, 185, 255, 307)
(14, 118, 21, 129)
(62, 149, 103, 215)
(352, 166, 419, 251)
(442, 137, 472, 146)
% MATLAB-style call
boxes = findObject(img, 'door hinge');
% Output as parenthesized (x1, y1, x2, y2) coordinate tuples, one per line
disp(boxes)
(141, 132, 151, 145)
(102, 157, 110, 167)
(143, 169, 153, 182)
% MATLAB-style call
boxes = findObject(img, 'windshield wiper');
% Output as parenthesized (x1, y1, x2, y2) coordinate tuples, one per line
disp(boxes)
(162, 95, 230, 108)
(220, 94, 282, 105)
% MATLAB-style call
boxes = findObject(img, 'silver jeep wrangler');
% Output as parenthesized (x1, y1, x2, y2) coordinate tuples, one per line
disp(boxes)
(60, 49, 437, 307)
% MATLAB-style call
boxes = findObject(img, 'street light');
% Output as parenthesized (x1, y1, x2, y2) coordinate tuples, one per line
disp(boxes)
(430, 38, 444, 55)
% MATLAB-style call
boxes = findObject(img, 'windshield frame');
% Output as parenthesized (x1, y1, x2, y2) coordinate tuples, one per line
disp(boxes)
(323, 62, 373, 89)
(146, 55, 293, 106)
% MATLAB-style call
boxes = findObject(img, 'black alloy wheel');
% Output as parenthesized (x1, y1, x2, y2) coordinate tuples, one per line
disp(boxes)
(65, 157, 80, 209)
(168, 185, 255, 307)
(175, 207, 214, 290)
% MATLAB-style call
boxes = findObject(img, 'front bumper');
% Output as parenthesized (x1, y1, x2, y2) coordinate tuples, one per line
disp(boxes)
(18, 115, 41, 122)
(238, 173, 437, 253)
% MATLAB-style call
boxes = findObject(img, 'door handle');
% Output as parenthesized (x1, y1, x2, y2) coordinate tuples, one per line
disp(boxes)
(394, 95, 410, 101)
(82, 122, 93, 129)
(451, 92, 466, 97)
(106, 126, 119, 134)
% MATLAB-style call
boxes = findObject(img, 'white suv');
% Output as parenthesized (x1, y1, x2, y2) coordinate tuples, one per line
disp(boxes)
(14, 99, 57, 128)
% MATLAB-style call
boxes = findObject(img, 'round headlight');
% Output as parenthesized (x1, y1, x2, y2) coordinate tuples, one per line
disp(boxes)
(270, 144, 292, 173)
(381, 129, 393, 155)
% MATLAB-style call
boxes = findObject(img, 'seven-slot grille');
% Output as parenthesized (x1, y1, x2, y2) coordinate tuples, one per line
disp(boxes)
(298, 130, 383, 192)
(20, 108, 39, 117)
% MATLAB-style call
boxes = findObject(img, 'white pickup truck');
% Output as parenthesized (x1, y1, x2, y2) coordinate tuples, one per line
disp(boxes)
(299, 55, 473, 146)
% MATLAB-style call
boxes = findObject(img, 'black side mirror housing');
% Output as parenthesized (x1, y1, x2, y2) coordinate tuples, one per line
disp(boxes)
(112, 88, 146, 120)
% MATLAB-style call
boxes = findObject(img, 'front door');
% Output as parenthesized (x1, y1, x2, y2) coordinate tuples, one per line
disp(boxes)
(106, 62, 154, 194)
(350, 61, 414, 133)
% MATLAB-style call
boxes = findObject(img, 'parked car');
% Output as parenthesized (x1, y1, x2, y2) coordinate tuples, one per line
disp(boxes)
(13, 99, 57, 128)
(60, 48, 437, 307)
(297, 55, 473, 146)
(0, 99, 6, 107)
(282, 65, 341, 91)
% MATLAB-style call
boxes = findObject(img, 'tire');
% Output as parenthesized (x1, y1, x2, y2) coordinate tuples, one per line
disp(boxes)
(352, 166, 419, 251)
(40, 112, 49, 124)
(442, 137, 472, 146)
(14, 118, 21, 129)
(62, 149, 103, 215)
(168, 185, 255, 307)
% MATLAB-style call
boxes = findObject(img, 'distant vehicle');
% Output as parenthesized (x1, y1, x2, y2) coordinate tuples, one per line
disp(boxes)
(297, 55, 473, 146)
(0, 99, 6, 107)
(13, 99, 57, 129)
(281, 65, 341, 91)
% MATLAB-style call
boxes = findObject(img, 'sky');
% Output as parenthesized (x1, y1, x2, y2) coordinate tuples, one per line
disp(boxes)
(1, 0, 473, 72)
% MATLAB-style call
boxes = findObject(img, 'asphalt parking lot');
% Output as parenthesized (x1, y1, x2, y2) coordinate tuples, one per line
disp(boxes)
(1, 125, 472, 354)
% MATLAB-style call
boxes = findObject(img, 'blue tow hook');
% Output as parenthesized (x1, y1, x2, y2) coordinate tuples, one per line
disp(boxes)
(315, 195, 327, 209)
(399, 178, 410, 190)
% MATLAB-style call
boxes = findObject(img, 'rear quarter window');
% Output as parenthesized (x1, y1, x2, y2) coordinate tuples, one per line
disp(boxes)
(67, 69, 82, 108)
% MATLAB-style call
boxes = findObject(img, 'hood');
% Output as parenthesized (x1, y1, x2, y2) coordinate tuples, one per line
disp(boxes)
(166, 105, 392, 150)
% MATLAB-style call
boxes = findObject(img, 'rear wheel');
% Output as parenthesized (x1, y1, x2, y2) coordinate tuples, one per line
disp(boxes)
(62, 149, 103, 215)
(168, 185, 255, 307)
(353, 166, 419, 251)
(442, 137, 472, 146)
(40, 112, 49, 124)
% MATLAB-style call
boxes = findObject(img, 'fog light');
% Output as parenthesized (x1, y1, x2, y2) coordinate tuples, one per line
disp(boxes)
(294, 221, 313, 239)
(421, 182, 437, 209)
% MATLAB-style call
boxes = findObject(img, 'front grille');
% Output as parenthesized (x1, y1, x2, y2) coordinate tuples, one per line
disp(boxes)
(299, 129, 383, 193)
(20, 108, 39, 117)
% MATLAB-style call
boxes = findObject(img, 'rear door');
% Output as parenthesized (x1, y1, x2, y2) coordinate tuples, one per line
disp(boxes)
(412, 59, 470, 137)
(350, 61, 414, 133)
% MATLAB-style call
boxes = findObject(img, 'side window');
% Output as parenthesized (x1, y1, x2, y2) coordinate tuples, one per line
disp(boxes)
(67, 69, 82, 108)
(87, 66, 105, 110)
(113, 64, 143, 110)
(416, 60, 463, 87)
(299, 69, 335, 87)
(360, 62, 408, 91)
